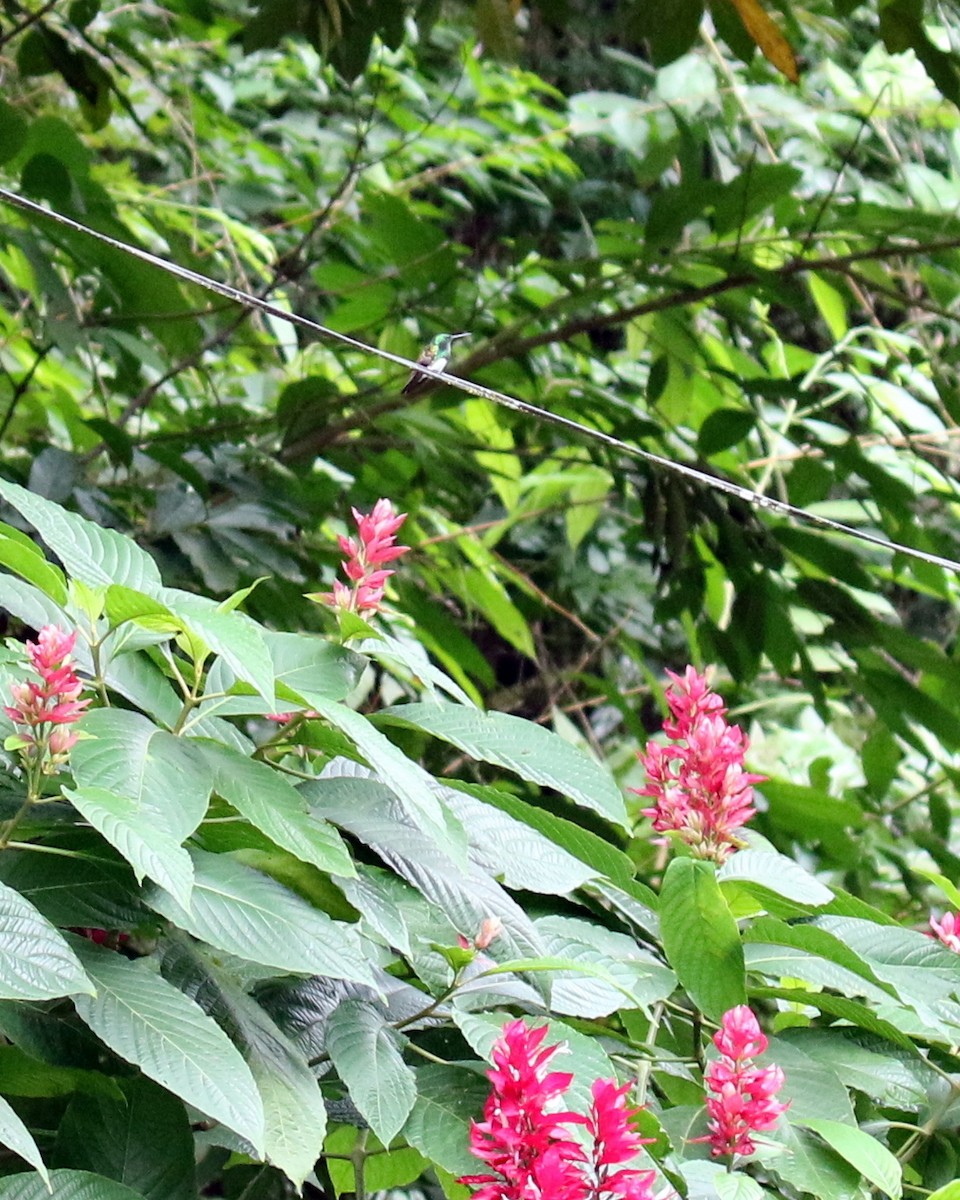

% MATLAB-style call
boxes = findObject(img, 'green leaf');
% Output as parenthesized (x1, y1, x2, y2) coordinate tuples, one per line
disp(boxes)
(797, 1119, 901, 1199)
(0, 840, 146, 932)
(52, 1078, 195, 1200)
(0, 575, 68, 632)
(769, 1038, 856, 1125)
(928, 1184, 960, 1200)
(300, 773, 544, 969)
(158, 591, 275, 702)
(772, 1125, 865, 1200)
(200, 742, 355, 878)
(145, 848, 376, 987)
(0, 478, 161, 592)
(297, 695, 467, 861)
(162, 939, 327, 1188)
(266, 630, 363, 702)
(377, 703, 628, 829)
(326, 999, 417, 1145)
(71, 939, 265, 1152)
(0, 1094, 49, 1186)
(719, 849, 833, 908)
(534, 914, 676, 1015)
(403, 1064, 491, 1176)
(448, 782, 636, 887)
(439, 786, 598, 895)
(0, 1170, 145, 1199)
(0, 881, 94, 1001)
(0, 533, 67, 604)
(697, 408, 757, 457)
(63, 786, 194, 909)
(659, 857, 746, 1021)
(70, 709, 212, 843)
(752, 987, 918, 1054)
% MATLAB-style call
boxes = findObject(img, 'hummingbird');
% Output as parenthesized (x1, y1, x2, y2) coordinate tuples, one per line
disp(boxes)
(401, 332, 470, 397)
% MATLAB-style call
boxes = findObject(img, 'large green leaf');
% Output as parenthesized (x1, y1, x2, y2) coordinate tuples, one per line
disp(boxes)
(145, 849, 375, 986)
(71, 939, 265, 1152)
(402, 1064, 489, 1176)
(199, 742, 354, 878)
(439, 785, 598, 894)
(300, 772, 544, 969)
(448, 782, 636, 887)
(0, 574, 68, 632)
(0, 1170, 145, 1199)
(0, 478, 161, 592)
(718, 848, 833, 908)
(0, 1094, 48, 1186)
(70, 708, 211, 843)
(797, 1118, 902, 1197)
(157, 590, 275, 702)
(161, 939, 327, 1188)
(377, 703, 628, 828)
(659, 857, 746, 1021)
(63, 786, 194, 909)
(326, 999, 417, 1145)
(0, 528, 67, 604)
(771, 1126, 868, 1200)
(533, 914, 676, 1016)
(0, 840, 146, 932)
(297, 695, 466, 861)
(52, 1078, 196, 1200)
(0, 881, 94, 1001)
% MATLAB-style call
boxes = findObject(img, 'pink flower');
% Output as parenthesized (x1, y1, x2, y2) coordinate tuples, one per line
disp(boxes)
(319, 499, 409, 616)
(459, 1021, 657, 1200)
(631, 668, 764, 862)
(930, 911, 960, 952)
(585, 1079, 657, 1200)
(5, 625, 90, 768)
(703, 1006, 788, 1158)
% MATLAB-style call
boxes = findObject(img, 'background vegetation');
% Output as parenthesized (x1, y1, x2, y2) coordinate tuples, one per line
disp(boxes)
(2, 0, 960, 1197)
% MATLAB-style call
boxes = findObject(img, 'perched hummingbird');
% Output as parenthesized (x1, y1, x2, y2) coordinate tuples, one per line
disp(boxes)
(401, 332, 470, 397)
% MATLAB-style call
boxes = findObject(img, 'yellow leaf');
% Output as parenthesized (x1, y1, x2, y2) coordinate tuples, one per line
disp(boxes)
(726, 0, 800, 82)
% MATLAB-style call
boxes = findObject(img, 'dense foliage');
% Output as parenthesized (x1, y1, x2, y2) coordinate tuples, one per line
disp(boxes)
(2, 1, 960, 1198)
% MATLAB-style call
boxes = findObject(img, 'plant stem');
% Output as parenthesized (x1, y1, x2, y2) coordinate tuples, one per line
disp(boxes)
(352, 1128, 369, 1200)
(0, 793, 36, 850)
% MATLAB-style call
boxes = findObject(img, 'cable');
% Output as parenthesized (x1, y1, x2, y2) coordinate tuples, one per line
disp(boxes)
(1, 184, 959, 575)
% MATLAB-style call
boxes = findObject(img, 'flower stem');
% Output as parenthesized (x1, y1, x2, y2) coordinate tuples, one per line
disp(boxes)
(0, 792, 37, 850)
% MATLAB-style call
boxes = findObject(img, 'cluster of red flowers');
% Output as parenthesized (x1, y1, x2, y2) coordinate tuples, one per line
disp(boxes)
(459, 1020, 658, 1200)
(4, 625, 89, 770)
(703, 1006, 788, 1158)
(633, 667, 764, 862)
(930, 911, 960, 952)
(321, 498, 409, 615)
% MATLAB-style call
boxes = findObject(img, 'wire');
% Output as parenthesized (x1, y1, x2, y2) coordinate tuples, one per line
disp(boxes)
(1, 184, 959, 575)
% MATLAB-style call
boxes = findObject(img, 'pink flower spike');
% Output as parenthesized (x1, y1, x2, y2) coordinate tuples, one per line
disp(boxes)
(703, 1006, 788, 1159)
(930, 911, 960, 953)
(5, 625, 89, 773)
(460, 1022, 660, 1200)
(318, 499, 409, 617)
(631, 667, 763, 863)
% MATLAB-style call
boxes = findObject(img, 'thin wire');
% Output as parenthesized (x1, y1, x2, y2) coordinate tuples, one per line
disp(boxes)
(2, 185, 959, 575)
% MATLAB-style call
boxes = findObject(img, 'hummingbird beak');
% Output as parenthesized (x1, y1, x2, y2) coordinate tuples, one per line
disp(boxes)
(450, 332, 470, 340)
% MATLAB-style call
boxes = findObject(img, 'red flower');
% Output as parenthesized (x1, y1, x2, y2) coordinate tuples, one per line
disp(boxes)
(632, 668, 764, 863)
(460, 1021, 658, 1200)
(5, 625, 90, 768)
(586, 1079, 656, 1200)
(318, 498, 410, 615)
(703, 1006, 788, 1158)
